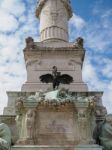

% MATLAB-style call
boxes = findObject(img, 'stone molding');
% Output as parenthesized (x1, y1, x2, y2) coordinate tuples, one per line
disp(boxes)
(23, 48, 85, 63)
(40, 26, 68, 42)
(11, 145, 103, 150)
(21, 82, 88, 92)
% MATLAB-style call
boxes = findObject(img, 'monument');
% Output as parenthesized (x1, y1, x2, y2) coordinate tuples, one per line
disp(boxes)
(0, 0, 111, 150)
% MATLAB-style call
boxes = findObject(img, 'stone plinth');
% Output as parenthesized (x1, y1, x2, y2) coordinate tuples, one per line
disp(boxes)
(22, 40, 87, 92)
(12, 90, 106, 146)
(2, 90, 106, 147)
(21, 83, 88, 92)
(11, 145, 102, 150)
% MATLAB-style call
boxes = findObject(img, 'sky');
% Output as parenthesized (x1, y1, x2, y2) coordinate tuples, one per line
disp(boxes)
(0, 0, 112, 114)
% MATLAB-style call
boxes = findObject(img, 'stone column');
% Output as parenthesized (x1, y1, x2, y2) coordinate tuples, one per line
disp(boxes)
(36, 0, 72, 42)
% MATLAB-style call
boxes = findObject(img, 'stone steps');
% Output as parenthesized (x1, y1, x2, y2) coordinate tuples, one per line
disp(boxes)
(11, 145, 103, 150)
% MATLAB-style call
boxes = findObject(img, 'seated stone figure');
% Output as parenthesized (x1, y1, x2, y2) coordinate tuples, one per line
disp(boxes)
(99, 114, 112, 150)
(0, 123, 11, 150)
(75, 37, 84, 48)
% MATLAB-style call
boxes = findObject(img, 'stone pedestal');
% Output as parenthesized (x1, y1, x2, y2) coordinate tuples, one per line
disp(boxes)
(1, 90, 106, 149)
(22, 40, 87, 92)
(9, 90, 105, 146)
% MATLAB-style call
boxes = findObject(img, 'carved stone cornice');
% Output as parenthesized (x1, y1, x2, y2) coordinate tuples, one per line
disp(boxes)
(24, 45, 85, 51)
(23, 48, 85, 65)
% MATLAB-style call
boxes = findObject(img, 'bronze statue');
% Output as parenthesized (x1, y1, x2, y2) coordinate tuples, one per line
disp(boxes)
(40, 66, 73, 90)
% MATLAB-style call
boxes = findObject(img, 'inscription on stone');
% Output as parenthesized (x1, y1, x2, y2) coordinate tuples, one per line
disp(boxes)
(38, 111, 75, 144)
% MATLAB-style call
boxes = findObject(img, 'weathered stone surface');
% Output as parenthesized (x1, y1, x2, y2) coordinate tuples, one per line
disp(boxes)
(11, 145, 102, 150)
(36, 0, 72, 42)
(21, 83, 88, 92)
(2, 90, 106, 147)
(22, 45, 87, 92)
(95, 114, 112, 150)
(0, 116, 17, 144)
(75, 145, 102, 150)
(12, 90, 106, 146)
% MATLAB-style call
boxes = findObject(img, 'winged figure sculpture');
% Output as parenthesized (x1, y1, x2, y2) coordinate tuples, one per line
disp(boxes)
(39, 66, 73, 90)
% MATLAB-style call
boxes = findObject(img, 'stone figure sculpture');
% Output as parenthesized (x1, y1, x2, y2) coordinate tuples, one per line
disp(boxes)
(75, 37, 84, 48)
(15, 96, 38, 145)
(25, 109, 36, 143)
(25, 37, 36, 49)
(40, 66, 73, 89)
(94, 114, 112, 150)
(15, 98, 24, 114)
(100, 114, 112, 150)
(15, 98, 25, 139)
(0, 123, 11, 150)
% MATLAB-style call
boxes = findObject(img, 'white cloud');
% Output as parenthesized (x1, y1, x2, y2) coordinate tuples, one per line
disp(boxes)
(0, 34, 23, 63)
(69, 13, 86, 30)
(82, 55, 112, 114)
(0, 0, 26, 33)
(82, 56, 107, 91)
(101, 59, 112, 79)
(70, 13, 86, 30)
(0, 0, 38, 114)
(69, 7, 112, 52)
(0, 10, 19, 32)
(0, 0, 25, 17)
(84, 25, 112, 52)
(69, 5, 112, 115)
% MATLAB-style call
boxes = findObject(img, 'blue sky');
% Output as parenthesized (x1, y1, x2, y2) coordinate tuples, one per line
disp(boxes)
(0, 0, 112, 114)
